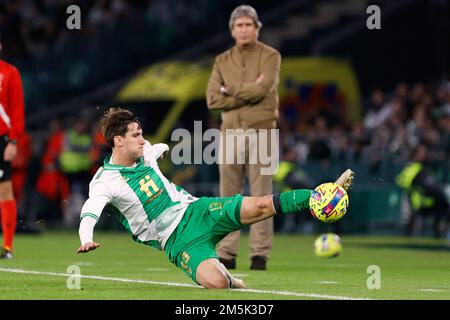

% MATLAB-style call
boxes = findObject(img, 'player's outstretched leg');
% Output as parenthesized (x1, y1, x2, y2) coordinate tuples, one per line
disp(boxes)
(239, 189, 312, 225)
(196, 258, 247, 289)
(194, 169, 354, 289)
(239, 169, 354, 224)
(334, 169, 355, 191)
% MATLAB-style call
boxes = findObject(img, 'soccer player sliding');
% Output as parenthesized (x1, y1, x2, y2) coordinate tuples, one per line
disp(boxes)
(77, 107, 354, 289)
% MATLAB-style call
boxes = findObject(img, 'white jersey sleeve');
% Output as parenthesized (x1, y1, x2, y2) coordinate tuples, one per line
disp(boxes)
(143, 140, 169, 166)
(79, 172, 114, 245)
(153, 143, 169, 160)
(80, 175, 113, 222)
(79, 217, 97, 245)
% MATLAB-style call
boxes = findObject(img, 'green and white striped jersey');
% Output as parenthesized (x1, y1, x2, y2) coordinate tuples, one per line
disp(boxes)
(80, 141, 198, 250)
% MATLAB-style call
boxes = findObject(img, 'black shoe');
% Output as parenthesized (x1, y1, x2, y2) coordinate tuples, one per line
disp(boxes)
(219, 257, 236, 270)
(250, 256, 267, 270)
(0, 247, 13, 259)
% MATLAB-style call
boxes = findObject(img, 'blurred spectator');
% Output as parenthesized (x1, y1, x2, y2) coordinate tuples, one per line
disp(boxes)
(90, 120, 109, 174)
(41, 118, 65, 166)
(363, 93, 398, 131)
(363, 89, 384, 121)
(435, 82, 450, 115)
(89, 0, 116, 31)
(409, 83, 427, 106)
(396, 144, 449, 238)
(25, 119, 70, 230)
(348, 122, 370, 160)
(59, 118, 93, 227)
(59, 118, 93, 179)
(273, 149, 315, 234)
(437, 112, 450, 161)
(307, 116, 331, 162)
(32, 166, 70, 227)
(394, 82, 409, 103)
(11, 131, 33, 232)
(21, 1, 57, 59)
(11, 132, 32, 204)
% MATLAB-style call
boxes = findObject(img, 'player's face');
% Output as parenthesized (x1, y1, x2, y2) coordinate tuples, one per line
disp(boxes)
(231, 17, 258, 47)
(123, 122, 145, 160)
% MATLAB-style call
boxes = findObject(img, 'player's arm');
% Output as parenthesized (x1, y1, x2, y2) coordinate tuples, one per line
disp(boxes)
(227, 52, 281, 104)
(143, 140, 169, 167)
(152, 143, 169, 160)
(8, 66, 25, 141)
(78, 216, 101, 253)
(4, 66, 25, 162)
(77, 181, 111, 254)
(206, 58, 245, 110)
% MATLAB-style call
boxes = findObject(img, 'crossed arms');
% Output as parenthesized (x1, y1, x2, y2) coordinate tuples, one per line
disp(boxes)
(206, 52, 281, 111)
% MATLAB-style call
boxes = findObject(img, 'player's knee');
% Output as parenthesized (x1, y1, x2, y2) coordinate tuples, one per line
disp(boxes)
(207, 276, 229, 289)
(200, 273, 229, 289)
(197, 260, 230, 289)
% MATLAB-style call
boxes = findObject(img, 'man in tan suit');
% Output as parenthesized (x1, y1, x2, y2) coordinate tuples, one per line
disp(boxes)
(206, 5, 281, 270)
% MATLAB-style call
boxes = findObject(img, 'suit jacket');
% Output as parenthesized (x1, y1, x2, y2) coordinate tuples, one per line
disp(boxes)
(207, 40, 281, 130)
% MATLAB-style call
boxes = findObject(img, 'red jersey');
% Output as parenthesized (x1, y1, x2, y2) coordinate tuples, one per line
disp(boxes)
(0, 59, 25, 140)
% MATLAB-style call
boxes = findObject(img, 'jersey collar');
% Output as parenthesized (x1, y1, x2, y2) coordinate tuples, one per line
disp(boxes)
(103, 154, 144, 171)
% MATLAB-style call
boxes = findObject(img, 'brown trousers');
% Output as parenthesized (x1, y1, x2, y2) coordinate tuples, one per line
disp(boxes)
(216, 129, 275, 261)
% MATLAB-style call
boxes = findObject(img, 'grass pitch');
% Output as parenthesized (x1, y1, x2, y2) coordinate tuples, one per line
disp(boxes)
(1, 231, 449, 300)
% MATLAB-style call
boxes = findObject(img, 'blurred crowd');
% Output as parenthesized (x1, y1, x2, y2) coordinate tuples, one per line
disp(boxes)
(0, 0, 227, 114)
(274, 80, 450, 236)
(278, 81, 450, 176)
(0, 0, 215, 60)
(1, 0, 132, 60)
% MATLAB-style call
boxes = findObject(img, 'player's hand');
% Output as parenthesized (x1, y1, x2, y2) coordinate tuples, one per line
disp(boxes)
(256, 74, 265, 84)
(159, 150, 168, 159)
(77, 242, 101, 254)
(4, 143, 17, 161)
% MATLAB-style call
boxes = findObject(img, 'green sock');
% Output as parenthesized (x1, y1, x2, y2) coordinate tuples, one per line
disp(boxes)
(274, 189, 312, 214)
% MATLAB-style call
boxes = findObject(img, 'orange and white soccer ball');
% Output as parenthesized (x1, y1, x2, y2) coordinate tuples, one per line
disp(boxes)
(309, 182, 349, 223)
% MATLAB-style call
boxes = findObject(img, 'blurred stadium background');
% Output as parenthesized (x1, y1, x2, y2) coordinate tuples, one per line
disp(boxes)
(1, 0, 449, 241)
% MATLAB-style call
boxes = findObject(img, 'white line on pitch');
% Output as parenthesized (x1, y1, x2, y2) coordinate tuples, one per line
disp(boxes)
(418, 289, 450, 292)
(0, 267, 371, 300)
(145, 268, 169, 272)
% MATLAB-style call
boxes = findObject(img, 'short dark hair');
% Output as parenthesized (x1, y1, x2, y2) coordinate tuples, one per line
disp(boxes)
(100, 107, 141, 147)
